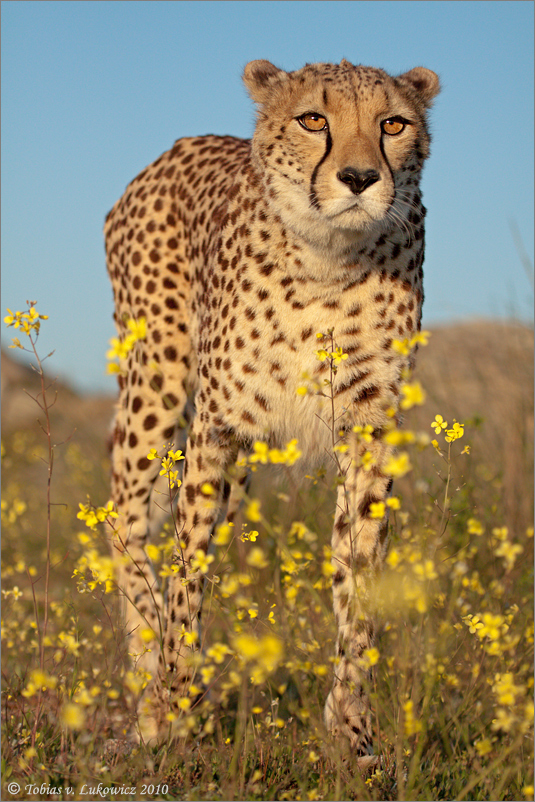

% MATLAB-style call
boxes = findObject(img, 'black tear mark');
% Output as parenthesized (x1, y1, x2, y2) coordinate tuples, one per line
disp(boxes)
(309, 130, 332, 210)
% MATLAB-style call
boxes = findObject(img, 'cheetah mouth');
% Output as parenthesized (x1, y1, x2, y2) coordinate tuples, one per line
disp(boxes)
(326, 202, 377, 223)
(328, 202, 361, 217)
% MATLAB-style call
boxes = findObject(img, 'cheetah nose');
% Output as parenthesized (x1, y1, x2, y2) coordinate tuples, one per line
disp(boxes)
(337, 168, 380, 195)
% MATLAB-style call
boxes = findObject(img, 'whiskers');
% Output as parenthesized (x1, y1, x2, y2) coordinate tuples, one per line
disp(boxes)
(385, 188, 423, 245)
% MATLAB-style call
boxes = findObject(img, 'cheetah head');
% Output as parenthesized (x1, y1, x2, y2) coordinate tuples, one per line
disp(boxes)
(243, 59, 439, 253)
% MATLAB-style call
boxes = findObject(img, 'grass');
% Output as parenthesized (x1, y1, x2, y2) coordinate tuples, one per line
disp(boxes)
(1, 306, 533, 801)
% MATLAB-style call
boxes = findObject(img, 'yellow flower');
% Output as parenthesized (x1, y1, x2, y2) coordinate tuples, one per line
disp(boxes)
(413, 559, 438, 580)
(467, 518, 484, 536)
(463, 614, 485, 635)
(431, 414, 447, 434)
(4, 304, 48, 336)
(60, 703, 86, 730)
(445, 420, 464, 442)
(126, 317, 147, 340)
(140, 627, 157, 643)
(168, 449, 185, 462)
(22, 669, 58, 697)
(493, 672, 524, 706)
(182, 630, 198, 646)
(400, 381, 426, 410)
(383, 452, 412, 478)
(410, 330, 430, 347)
(353, 424, 374, 443)
(107, 317, 147, 366)
(369, 501, 386, 519)
(491, 707, 516, 733)
(392, 338, 410, 356)
(383, 428, 415, 446)
(322, 559, 335, 577)
(249, 441, 269, 464)
(201, 665, 216, 685)
(190, 549, 214, 574)
(494, 539, 523, 571)
(233, 633, 283, 679)
(477, 613, 506, 641)
(331, 347, 348, 365)
(246, 547, 269, 568)
(125, 670, 150, 695)
(403, 699, 422, 736)
(214, 522, 234, 545)
(386, 550, 401, 569)
(360, 451, 375, 471)
(475, 738, 492, 756)
(246, 499, 262, 522)
(145, 543, 161, 561)
(362, 647, 380, 667)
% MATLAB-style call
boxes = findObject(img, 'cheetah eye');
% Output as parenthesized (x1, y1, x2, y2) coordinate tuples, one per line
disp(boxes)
(298, 113, 328, 132)
(381, 117, 406, 136)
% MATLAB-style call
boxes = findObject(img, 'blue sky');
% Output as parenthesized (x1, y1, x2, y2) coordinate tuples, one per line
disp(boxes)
(2, 0, 533, 393)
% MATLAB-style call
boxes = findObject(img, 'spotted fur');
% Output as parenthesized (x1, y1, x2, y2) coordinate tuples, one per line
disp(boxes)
(104, 58, 439, 759)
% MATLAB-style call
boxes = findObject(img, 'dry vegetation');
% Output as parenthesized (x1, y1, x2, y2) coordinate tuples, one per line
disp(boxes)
(1, 314, 533, 801)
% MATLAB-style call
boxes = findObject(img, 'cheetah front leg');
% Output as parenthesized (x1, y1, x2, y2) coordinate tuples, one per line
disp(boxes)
(325, 434, 393, 765)
(137, 413, 238, 742)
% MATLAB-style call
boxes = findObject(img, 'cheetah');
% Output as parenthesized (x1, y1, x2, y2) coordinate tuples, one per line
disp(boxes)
(104, 58, 439, 762)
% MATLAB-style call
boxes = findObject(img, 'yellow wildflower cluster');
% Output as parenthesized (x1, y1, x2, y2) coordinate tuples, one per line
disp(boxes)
(77, 500, 117, 530)
(106, 316, 147, 373)
(382, 545, 439, 614)
(491, 526, 523, 571)
(3, 302, 533, 800)
(461, 608, 520, 655)
(391, 330, 430, 355)
(431, 415, 468, 452)
(248, 439, 302, 468)
(4, 302, 48, 344)
(233, 633, 283, 684)
(403, 698, 422, 736)
(400, 381, 426, 410)
(21, 669, 58, 698)
(73, 533, 115, 594)
(1, 497, 27, 526)
(313, 345, 348, 366)
(147, 446, 185, 489)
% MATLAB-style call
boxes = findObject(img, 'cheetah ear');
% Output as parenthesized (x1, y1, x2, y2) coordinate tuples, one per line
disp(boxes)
(397, 67, 440, 106)
(243, 59, 287, 104)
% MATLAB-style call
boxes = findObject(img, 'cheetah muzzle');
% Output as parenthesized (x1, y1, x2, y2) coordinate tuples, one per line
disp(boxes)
(104, 57, 439, 765)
